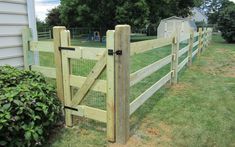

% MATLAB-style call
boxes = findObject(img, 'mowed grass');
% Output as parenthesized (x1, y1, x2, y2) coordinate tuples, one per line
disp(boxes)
(44, 35, 235, 146)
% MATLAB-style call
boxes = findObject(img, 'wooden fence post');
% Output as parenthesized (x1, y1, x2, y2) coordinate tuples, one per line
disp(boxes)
(198, 28, 203, 55)
(53, 26, 66, 103)
(188, 30, 194, 66)
(48, 30, 51, 39)
(22, 27, 32, 70)
(171, 27, 180, 84)
(203, 28, 206, 50)
(60, 30, 73, 127)
(114, 25, 130, 144)
(206, 28, 209, 47)
(106, 30, 115, 142)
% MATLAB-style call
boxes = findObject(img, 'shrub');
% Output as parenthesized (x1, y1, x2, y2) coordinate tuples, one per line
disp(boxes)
(0, 66, 61, 146)
(218, 2, 235, 43)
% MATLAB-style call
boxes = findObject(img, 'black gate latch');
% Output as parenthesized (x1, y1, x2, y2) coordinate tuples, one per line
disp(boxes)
(108, 49, 122, 56)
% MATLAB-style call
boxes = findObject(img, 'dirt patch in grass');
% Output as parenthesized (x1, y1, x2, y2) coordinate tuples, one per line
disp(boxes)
(146, 127, 160, 136)
(108, 135, 147, 147)
(222, 66, 235, 78)
(141, 121, 172, 145)
(171, 83, 192, 92)
(109, 121, 173, 147)
(215, 48, 227, 53)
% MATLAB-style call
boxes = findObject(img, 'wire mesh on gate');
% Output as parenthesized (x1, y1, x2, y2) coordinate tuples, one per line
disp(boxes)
(70, 58, 107, 131)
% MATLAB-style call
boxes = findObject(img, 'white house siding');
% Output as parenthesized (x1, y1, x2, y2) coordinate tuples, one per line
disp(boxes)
(0, 0, 36, 68)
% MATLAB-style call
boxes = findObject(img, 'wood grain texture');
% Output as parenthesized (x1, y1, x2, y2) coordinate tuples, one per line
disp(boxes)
(31, 65, 56, 78)
(171, 28, 180, 84)
(106, 30, 115, 142)
(22, 27, 31, 69)
(68, 105, 107, 123)
(63, 46, 105, 60)
(29, 41, 54, 53)
(69, 75, 107, 93)
(53, 26, 66, 103)
(60, 29, 72, 126)
(130, 37, 172, 56)
(115, 25, 130, 144)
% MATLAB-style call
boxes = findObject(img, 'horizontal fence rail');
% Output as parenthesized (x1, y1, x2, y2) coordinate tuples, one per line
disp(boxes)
(130, 55, 172, 86)
(130, 37, 172, 55)
(38, 31, 52, 39)
(130, 71, 172, 115)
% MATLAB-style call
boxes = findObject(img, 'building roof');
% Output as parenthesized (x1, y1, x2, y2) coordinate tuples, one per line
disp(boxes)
(162, 16, 185, 21)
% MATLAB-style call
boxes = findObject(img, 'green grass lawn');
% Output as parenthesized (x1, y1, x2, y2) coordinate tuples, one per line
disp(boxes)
(43, 34, 235, 147)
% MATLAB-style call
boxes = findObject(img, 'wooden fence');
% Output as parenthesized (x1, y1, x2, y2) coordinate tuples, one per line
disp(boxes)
(22, 25, 212, 144)
(38, 30, 52, 39)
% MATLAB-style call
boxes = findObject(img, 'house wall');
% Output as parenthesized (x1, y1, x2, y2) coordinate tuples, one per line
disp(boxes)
(0, 0, 37, 68)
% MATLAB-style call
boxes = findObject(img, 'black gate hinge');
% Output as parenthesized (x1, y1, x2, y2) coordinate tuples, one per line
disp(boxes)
(108, 49, 122, 56)
(59, 47, 75, 51)
(64, 106, 78, 111)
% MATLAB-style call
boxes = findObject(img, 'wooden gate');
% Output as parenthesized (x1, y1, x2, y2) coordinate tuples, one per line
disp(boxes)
(59, 25, 131, 144)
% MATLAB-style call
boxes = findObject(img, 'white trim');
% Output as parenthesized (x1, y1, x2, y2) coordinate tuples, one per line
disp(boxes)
(26, 0, 39, 65)
(26, 0, 37, 40)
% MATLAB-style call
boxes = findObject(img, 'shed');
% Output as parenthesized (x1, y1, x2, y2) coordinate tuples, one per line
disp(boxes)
(157, 16, 197, 39)
(0, 0, 37, 68)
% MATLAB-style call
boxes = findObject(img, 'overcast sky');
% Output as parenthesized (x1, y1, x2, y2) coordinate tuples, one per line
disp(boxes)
(35, 0, 235, 21)
(35, 0, 60, 21)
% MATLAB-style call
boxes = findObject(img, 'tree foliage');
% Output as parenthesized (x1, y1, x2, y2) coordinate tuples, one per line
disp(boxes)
(58, 0, 202, 29)
(45, 6, 62, 27)
(217, 1, 235, 43)
(36, 19, 49, 32)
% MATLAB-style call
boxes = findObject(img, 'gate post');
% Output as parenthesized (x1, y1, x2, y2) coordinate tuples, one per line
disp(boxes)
(53, 26, 66, 103)
(60, 30, 73, 127)
(22, 27, 32, 70)
(114, 25, 131, 144)
(106, 30, 115, 142)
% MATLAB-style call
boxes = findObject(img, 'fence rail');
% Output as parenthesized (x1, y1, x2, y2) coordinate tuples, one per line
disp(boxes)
(38, 31, 52, 39)
(22, 26, 212, 145)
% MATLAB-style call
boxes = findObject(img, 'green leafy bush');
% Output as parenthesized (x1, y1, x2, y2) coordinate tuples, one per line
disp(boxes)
(218, 2, 235, 43)
(0, 66, 61, 146)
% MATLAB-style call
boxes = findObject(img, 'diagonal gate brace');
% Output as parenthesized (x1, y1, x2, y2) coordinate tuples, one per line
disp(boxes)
(71, 51, 107, 107)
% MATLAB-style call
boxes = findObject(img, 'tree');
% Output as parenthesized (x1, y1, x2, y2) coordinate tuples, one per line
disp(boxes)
(36, 18, 49, 32)
(201, 0, 234, 24)
(59, 0, 201, 29)
(45, 6, 62, 27)
(217, 1, 235, 43)
(60, 0, 150, 29)
(115, 0, 150, 28)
